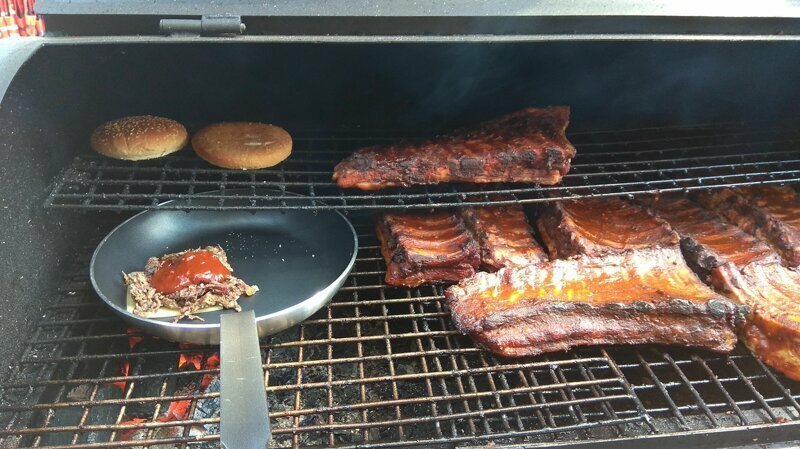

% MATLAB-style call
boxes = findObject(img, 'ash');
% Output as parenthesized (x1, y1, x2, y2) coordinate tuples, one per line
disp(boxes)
(266, 318, 430, 447)
(189, 377, 221, 449)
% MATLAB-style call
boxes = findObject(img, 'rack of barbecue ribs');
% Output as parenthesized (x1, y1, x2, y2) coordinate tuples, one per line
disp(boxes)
(445, 198, 745, 358)
(333, 107, 576, 190)
(460, 206, 548, 271)
(645, 195, 800, 380)
(695, 186, 800, 267)
(376, 211, 480, 287)
(536, 197, 679, 259)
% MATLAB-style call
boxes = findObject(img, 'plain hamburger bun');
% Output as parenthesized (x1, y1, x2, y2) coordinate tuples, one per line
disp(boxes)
(91, 116, 188, 160)
(192, 122, 292, 170)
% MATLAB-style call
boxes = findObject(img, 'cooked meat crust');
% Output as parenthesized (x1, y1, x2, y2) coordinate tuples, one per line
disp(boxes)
(460, 206, 547, 271)
(645, 195, 800, 380)
(333, 107, 576, 190)
(124, 245, 258, 321)
(376, 211, 480, 287)
(695, 186, 800, 267)
(445, 198, 744, 357)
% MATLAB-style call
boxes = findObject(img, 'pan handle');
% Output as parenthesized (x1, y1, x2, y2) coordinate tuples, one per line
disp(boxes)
(220, 310, 271, 449)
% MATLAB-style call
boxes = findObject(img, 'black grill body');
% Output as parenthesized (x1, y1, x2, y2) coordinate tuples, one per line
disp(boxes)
(2, 41, 800, 448)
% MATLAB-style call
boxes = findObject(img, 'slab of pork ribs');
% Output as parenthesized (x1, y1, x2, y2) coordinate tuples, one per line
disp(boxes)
(376, 211, 480, 287)
(333, 107, 576, 190)
(645, 195, 800, 381)
(460, 206, 548, 271)
(377, 207, 546, 287)
(446, 198, 745, 358)
(696, 186, 800, 267)
(537, 196, 678, 259)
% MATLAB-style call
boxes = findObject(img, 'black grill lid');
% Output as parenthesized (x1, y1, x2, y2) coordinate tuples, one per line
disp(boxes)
(35, 0, 800, 38)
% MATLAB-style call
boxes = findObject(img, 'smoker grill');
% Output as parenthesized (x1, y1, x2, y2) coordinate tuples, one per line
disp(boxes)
(4, 209, 800, 449)
(3, 3, 800, 448)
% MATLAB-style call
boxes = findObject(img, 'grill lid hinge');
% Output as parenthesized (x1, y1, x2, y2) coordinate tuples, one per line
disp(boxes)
(159, 15, 245, 37)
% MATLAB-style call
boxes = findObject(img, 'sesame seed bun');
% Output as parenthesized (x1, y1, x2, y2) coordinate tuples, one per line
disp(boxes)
(191, 122, 292, 170)
(91, 116, 188, 161)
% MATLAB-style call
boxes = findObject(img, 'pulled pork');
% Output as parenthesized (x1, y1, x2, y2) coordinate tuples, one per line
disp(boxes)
(124, 245, 258, 321)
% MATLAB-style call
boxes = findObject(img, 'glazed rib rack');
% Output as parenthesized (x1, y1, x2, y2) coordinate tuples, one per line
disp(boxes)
(45, 121, 800, 211)
(1, 217, 800, 448)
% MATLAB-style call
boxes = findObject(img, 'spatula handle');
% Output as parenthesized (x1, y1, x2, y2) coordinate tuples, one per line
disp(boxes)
(220, 310, 271, 449)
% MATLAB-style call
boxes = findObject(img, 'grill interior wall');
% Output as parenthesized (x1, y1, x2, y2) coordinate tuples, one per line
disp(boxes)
(2, 41, 800, 446)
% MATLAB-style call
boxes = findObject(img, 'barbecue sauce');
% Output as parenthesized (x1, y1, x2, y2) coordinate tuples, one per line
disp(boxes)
(150, 250, 231, 294)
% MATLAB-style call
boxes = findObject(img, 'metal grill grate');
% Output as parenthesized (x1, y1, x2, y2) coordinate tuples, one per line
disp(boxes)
(45, 123, 800, 211)
(1, 218, 799, 448)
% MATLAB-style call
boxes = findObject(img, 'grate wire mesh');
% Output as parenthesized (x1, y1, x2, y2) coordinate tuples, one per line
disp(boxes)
(0, 219, 799, 448)
(45, 123, 800, 211)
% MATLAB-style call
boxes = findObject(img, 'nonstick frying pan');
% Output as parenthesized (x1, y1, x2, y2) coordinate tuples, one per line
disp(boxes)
(90, 190, 358, 449)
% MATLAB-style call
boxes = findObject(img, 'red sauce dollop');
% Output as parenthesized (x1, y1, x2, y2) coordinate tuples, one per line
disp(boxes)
(150, 250, 231, 294)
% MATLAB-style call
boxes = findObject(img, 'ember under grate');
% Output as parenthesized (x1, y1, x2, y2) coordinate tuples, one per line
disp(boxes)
(0, 219, 799, 448)
(45, 122, 800, 211)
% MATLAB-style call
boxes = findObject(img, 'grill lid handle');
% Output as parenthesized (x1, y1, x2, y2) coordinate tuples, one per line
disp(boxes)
(220, 310, 271, 449)
(160, 15, 245, 36)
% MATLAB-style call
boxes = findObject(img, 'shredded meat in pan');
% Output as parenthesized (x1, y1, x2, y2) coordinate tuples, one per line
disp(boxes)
(124, 245, 258, 322)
